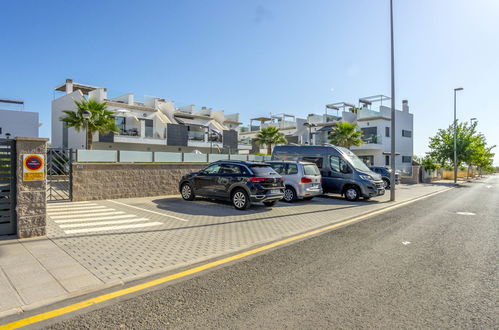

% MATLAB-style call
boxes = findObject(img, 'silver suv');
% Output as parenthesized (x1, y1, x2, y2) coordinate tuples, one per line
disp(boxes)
(266, 161, 322, 202)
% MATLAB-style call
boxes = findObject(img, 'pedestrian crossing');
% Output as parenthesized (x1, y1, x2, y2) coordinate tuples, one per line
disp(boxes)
(47, 201, 163, 235)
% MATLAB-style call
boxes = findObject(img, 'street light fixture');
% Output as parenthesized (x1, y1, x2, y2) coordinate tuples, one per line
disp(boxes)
(453, 87, 463, 184)
(82, 110, 91, 150)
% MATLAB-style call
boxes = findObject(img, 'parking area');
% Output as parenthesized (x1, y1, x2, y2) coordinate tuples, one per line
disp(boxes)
(46, 183, 452, 283)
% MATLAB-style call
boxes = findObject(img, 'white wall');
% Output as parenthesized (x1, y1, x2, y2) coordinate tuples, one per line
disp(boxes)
(51, 90, 85, 148)
(0, 109, 39, 138)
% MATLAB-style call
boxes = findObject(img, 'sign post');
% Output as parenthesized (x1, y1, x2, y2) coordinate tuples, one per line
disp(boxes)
(23, 154, 45, 181)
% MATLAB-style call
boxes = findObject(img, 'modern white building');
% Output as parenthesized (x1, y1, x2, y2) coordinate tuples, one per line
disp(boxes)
(238, 95, 414, 174)
(0, 99, 39, 138)
(51, 79, 247, 153)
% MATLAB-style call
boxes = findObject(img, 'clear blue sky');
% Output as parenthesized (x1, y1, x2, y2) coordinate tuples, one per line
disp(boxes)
(1, 0, 498, 164)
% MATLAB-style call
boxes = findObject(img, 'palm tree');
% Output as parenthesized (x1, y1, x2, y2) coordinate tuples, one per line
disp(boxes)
(253, 126, 287, 155)
(60, 99, 118, 150)
(329, 121, 364, 149)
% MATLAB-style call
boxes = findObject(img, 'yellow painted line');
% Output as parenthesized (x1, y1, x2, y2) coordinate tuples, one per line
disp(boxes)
(0, 187, 452, 330)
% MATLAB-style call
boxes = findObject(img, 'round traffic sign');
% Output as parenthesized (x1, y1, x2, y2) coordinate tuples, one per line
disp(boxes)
(24, 155, 43, 171)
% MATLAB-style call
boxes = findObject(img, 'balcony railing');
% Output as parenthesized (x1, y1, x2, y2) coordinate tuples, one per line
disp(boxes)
(361, 135, 382, 144)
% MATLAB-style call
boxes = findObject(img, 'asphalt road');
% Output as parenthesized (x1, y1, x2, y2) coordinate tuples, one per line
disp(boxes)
(43, 176, 498, 329)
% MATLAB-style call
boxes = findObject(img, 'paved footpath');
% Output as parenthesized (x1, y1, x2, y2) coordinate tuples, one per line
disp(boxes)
(0, 182, 453, 317)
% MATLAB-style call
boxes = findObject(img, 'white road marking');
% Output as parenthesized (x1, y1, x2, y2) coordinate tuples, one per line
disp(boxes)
(54, 214, 138, 223)
(64, 222, 163, 234)
(456, 211, 476, 216)
(47, 205, 108, 212)
(402, 241, 411, 245)
(59, 218, 150, 228)
(47, 203, 98, 210)
(48, 208, 115, 215)
(107, 200, 188, 222)
(47, 201, 94, 207)
(486, 185, 492, 188)
(47, 204, 99, 210)
(50, 211, 126, 219)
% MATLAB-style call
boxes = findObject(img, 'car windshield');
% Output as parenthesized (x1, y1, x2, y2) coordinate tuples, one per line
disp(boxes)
(251, 165, 278, 176)
(338, 147, 371, 172)
(303, 164, 320, 176)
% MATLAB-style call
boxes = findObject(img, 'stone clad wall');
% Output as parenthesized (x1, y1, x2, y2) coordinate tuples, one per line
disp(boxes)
(16, 137, 49, 238)
(71, 163, 206, 201)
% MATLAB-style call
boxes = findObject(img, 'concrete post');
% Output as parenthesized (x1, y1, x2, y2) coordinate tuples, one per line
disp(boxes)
(15, 137, 48, 238)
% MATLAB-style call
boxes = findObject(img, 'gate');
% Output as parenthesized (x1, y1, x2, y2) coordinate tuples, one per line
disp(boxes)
(47, 148, 73, 202)
(0, 139, 16, 235)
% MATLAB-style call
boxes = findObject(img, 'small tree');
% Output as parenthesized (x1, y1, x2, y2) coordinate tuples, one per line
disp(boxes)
(329, 121, 364, 149)
(253, 126, 287, 155)
(60, 99, 118, 150)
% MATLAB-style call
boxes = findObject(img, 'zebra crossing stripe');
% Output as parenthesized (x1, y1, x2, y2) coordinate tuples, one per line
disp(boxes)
(64, 222, 163, 234)
(59, 218, 150, 228)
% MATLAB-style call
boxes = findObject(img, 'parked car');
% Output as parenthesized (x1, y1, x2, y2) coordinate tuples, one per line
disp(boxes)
(272, 145, 385, 201)
(179, 160, 284, 210)
(369, 166, 401, 188)
(266, 161, 322, 202)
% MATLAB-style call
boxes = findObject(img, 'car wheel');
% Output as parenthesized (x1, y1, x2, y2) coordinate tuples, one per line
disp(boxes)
(180, 183, 195, 201)
(382, 178, 390, 189)
(344, 186, 360, 201)
(263, 201, 276, 207)
(232, 189, 250, 210)
(283, 186, 297, 203)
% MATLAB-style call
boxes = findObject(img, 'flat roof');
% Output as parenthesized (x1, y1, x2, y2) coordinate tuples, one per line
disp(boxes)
(250, 117, 272, 122)
(55, 82, 103, 95)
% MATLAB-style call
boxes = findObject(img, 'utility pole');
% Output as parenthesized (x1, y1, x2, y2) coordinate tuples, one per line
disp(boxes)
(389, 0, 396, 201)
(453, 87, 464, 184)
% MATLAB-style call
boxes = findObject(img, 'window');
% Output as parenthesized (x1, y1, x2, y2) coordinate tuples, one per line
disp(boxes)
(358, 155, 374, 166)
(303, 164, 320, 176)
(220, 164, 242, 174)
(287, 164, 298, 174)
(402, 156, 412, 163)
(361, 127, 378, 143)
(269, 163, 286, 175)
(402, 130, 412, 138)
(330, 156, 349, 173)
(250, 165, 278, 176)
(301, 156, 323, 168)
(144, 119, 153, 137)
(385, 155, 390, 166)
(115, 117, 126, 133)
(203, 164, 221, 174)
(385, 127, 390, 137)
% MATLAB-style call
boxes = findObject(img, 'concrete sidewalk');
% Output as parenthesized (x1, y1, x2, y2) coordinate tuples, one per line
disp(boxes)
(0, 181, 456, 317)
(0, 237, 103, 317)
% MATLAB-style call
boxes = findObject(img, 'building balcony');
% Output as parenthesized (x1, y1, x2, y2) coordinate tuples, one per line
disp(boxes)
(113, 135, 167, 145)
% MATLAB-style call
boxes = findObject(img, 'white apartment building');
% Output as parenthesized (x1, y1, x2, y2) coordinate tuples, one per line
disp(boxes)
(238, 95, 414, 174)
(51, 79, 246, 153)
(0, 99, 39, 139)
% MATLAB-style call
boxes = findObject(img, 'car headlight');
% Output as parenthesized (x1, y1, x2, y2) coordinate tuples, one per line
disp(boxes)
(359, 175, 374, 181)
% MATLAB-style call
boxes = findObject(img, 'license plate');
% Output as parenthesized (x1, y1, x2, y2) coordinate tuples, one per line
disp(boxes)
(270, 189, 280, 194)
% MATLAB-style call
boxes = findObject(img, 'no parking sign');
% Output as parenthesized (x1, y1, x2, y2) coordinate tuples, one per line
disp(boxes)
(23, 154, 45, 181)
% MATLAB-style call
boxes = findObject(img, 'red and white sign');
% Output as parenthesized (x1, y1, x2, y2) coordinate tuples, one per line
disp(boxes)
(23, 154, 45, 181)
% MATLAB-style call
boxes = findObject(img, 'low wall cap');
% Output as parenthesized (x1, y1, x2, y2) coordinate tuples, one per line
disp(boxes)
(15, 137, 49, 142)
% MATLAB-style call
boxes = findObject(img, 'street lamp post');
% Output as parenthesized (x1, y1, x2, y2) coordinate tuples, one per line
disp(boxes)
(453, 87, 464, 184)
(389, 0, 396, 201)
(82, 110, 91, 150)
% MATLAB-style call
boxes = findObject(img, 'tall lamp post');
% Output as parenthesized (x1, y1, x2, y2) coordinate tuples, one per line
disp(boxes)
(82, 110, 91, 150)
(389, 0, 396, 201)
(453, 87, 463, 184)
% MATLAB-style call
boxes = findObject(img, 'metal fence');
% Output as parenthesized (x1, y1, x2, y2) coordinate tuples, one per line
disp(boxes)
(0, 139, 16, 235)
(47, 148, 73, 201)
(75, 150, 272, 163)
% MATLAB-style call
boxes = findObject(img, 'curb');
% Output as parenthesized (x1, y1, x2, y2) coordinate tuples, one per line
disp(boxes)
(0, 185, 455, 322)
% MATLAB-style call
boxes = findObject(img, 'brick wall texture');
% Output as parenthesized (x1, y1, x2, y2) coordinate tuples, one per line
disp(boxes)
(15, 137, 48, 238)
(72, 163, 206, 201)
